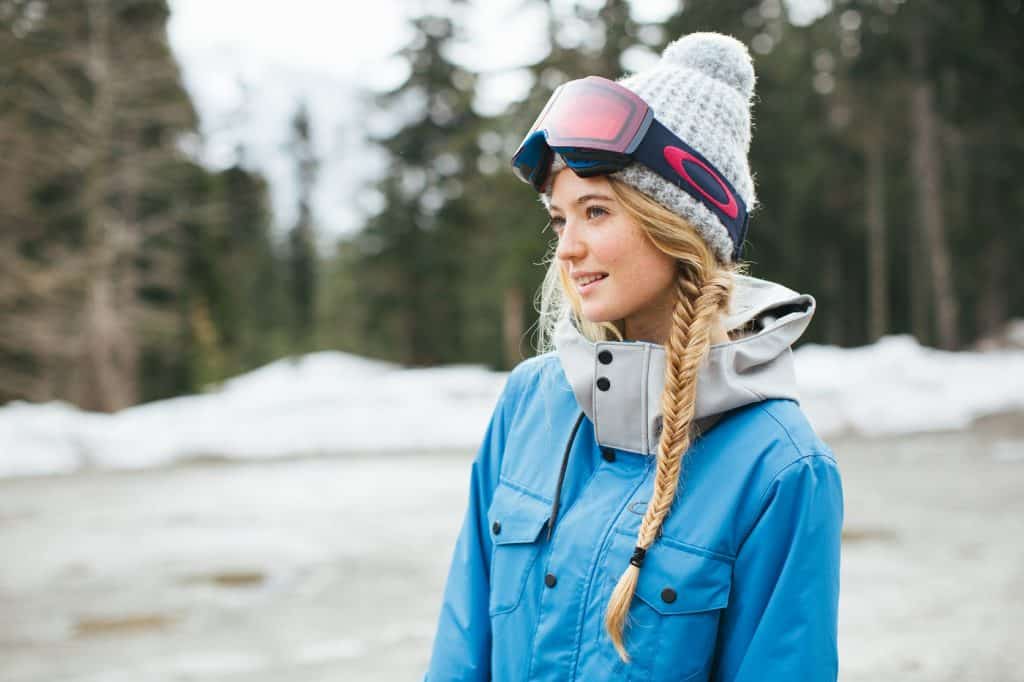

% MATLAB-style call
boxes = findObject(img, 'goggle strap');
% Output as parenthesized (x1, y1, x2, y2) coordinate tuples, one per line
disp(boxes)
(633, 119, 748, 258)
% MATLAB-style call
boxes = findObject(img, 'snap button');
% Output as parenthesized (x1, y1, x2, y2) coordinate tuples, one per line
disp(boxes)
(661, 588, 677, 603)
(601, 447, 616, 463)
(544, 573, 557, 588)
(598, 349, 613, 365)
(492, 521, 501, 535)
(596, 377, 611, 391)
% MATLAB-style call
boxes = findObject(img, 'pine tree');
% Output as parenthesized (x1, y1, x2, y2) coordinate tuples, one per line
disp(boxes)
(286, 101, 318, 348)
(351, 9, 482, 365)
(0, 0, 199, 408)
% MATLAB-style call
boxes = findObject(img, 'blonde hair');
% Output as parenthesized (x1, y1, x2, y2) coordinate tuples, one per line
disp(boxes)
(533, 175, 744, 662)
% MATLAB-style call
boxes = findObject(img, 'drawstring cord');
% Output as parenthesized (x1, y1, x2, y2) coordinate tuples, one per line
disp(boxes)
(545, 411, 650, 568)
(547, 411, 585, 542)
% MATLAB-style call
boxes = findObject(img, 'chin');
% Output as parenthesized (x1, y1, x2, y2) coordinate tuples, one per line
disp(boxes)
(579, 302, 625, 325)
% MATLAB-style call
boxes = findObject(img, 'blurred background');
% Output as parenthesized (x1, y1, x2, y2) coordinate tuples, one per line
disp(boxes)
(1, 0, 1023, 680)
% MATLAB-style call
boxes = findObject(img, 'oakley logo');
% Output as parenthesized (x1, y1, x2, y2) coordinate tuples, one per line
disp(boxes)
(663, 146, 739, 220)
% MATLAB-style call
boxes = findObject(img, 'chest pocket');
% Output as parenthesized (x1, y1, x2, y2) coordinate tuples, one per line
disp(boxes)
(486, 481, 551, 616)
(596, 529, 732, 682)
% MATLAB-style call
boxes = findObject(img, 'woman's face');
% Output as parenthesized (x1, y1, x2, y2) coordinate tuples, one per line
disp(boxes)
(549, 170, 678, 343)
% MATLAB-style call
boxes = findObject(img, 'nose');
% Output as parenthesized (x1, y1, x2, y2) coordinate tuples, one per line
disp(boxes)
(554, 219, 585, 262)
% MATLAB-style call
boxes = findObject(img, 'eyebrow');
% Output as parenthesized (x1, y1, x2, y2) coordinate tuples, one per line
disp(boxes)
(548, 193, 614, 212)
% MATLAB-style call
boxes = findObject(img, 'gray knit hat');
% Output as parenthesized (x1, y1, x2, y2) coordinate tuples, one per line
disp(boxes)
(541, 32, 757, 264)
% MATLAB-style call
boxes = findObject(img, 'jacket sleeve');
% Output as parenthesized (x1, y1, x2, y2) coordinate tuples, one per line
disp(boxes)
(423, 370, 521, 681)
(712, 452, 844, 682)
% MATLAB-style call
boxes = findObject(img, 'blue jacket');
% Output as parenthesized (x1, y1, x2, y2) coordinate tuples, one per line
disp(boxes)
(425, 276, 844, 681)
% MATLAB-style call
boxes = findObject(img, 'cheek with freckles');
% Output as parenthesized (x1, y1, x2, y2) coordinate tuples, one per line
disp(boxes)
(577, 222, 677, 324)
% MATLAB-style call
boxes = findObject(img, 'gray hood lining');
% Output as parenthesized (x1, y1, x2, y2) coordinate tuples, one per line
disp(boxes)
(553, 275, 815, 455)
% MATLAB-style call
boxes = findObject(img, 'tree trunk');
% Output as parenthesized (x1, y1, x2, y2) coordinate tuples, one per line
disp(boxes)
(864, 121, 889, 342)
(822, 243, 843, 345)
(503, 286, 525, 369)
(78, 273, 137, 411)
(75, 0, 138, 411)
(908, 211, 930, 344)
(909, 25, 959, 350)
(977, 236, 1009, 342)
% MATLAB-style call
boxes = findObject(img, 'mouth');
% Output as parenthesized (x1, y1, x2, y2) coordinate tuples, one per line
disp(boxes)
(575, 273, 608, 294)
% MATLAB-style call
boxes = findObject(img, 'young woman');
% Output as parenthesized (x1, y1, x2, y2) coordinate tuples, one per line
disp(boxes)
(424, 32, 843, 681)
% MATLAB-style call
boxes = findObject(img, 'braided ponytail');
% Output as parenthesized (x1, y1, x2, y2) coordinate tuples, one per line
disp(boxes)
(532, 173, 743, 661)
(603, 267, 733, 662)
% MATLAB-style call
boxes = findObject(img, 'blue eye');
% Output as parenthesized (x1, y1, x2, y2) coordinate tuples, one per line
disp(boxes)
(546, 207, 604, 236)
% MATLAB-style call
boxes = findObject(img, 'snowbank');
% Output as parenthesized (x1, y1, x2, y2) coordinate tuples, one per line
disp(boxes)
(2, 336, 1023, 478)
(795, 335, 1024, 438)
(0, 351, 507, 478)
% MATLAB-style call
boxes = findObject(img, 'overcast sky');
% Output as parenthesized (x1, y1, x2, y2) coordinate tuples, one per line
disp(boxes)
(165, 0, 827, 243)
(166, 0, 559, 241)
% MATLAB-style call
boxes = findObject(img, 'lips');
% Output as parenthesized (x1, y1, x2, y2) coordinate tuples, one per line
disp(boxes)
(575, 273, 608, 293)
(575, 273, 607, 286)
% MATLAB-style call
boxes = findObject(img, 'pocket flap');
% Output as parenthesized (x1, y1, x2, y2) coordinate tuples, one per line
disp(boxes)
(606, 530, 732, 615)
(487, 482, 551, 546)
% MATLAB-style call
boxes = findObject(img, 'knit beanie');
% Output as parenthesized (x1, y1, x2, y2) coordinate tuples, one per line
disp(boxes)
(540, 32, 757, 264)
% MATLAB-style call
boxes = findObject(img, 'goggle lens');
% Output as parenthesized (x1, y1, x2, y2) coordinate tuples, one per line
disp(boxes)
(541, 84, 643, 150)
(512, 76, 652, 190)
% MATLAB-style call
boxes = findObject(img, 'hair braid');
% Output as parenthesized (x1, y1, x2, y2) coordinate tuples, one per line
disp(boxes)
(603, 268, 733, 663)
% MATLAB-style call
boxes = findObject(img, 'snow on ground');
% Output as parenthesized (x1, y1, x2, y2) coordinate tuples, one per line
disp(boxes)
(1, 333, 1023, 479)
(796, 333, 1024, 438)
(0, 352, 506, 479)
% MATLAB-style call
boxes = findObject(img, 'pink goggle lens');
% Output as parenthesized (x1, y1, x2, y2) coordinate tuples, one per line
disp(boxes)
(532, 76, 649, 152)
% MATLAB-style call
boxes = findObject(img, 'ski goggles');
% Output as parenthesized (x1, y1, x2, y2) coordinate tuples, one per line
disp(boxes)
(511, 76, 749, 261)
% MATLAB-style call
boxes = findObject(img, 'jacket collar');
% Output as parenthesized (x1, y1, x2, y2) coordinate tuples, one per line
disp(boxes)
(553, 275, 816, 455)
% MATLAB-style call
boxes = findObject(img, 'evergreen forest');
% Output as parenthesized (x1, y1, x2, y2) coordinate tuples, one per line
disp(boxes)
(2, 0, 1022, 411)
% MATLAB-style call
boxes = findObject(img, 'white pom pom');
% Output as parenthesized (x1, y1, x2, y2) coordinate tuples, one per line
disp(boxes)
(661, 32, 755, 98)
